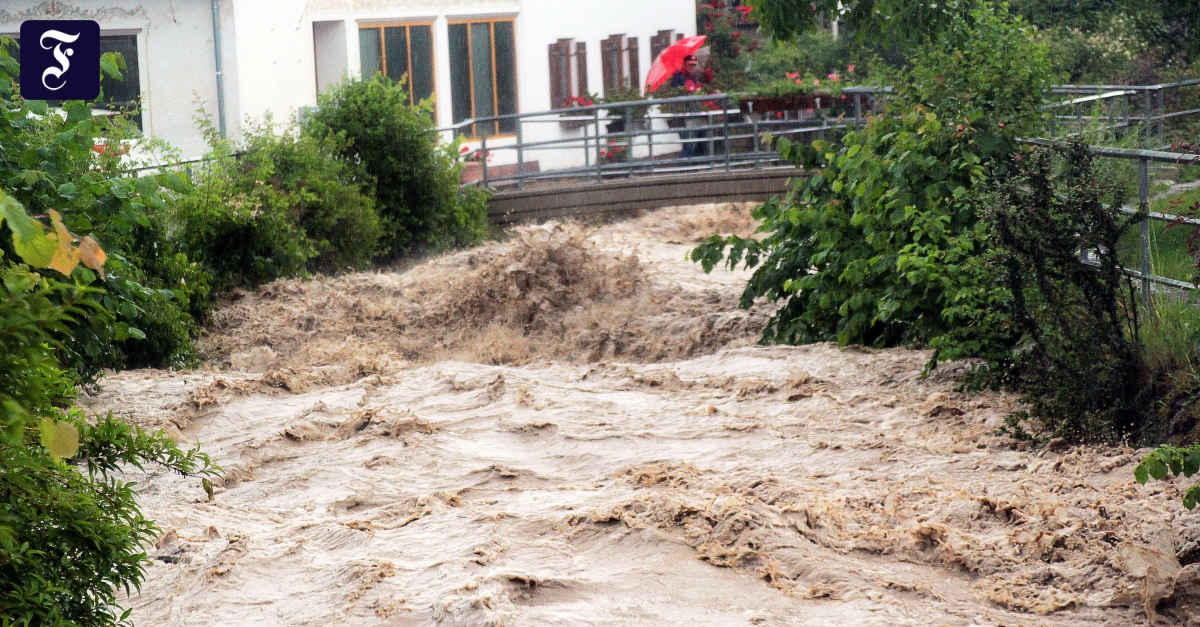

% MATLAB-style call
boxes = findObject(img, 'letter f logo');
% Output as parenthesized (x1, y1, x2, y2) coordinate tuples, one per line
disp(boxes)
(20, 20, 100, 101)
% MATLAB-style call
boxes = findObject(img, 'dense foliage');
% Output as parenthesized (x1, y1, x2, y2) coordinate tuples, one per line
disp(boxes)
(0, 191, 218, 627)
(173, 117, 381, 290)
(692, 3, 1050, 367)
(306, 77, 488, 258)
(985, 143, 1143, 443)
(0, 40, 209, 373)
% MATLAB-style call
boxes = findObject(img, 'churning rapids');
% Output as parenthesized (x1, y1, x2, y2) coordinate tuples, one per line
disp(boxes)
(82, 203, 1200, 626)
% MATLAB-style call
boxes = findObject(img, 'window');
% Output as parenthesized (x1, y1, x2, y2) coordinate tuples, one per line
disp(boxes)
(357, 23, 436, 113)
(449, 19, 518, 137)
(601, 34, 640, 97)
(10, 34, 143, 128)
(548, 38, 588, 109)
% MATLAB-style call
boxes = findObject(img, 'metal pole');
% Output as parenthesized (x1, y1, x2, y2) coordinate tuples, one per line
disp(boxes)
(480, 134, 489, 189)
(515, 117, 525, 190)
(854, 92, 862, 126)
(647, 112, 655, 175)
(625, 105, 634, 179)
(722, 96, 731, 173)
(594, 108, 602, 183)
(1157, 87, 1165, 144)
(583, 123, 590, 168)
(210, 0, 227, 138)
(1144, 88, 1153, 144)
(1139, 157, 1154, 316)
(752, 116, 760, 169)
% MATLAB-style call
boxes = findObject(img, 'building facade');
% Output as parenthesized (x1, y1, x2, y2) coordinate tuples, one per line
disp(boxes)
(0, 0, 696, 164)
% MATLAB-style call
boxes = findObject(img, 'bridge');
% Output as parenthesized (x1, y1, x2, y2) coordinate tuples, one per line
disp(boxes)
(438, 81, 1200, 224)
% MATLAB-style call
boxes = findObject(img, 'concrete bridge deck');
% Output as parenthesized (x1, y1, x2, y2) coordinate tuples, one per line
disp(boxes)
(486, 167, 800, 224)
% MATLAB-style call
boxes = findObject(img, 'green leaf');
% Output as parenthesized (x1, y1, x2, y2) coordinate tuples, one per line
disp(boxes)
(99, 53, 123, 80)
(0, 193, 56, 267)
(1134, 462, 1149, 485)
(39, 418, 80, 460)
(25, 99, 48, 115)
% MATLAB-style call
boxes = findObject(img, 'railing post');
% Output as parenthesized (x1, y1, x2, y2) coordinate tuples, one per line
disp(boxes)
(647, 108, 655, 176)
(854, 92, 862, 126)
(593, 108, 603, 183)
(480, 134, 489, 189)
(1139, 156, 1154, 316)
(1144, 88, 1153, 144)
(515, 117, 525, 190)
(752, 116, 760, 169)
(583, 123, 590, 168)
(722, 95, 731, 173)
(625, 105, 635, 179)
(1157, 86, 1165, 144)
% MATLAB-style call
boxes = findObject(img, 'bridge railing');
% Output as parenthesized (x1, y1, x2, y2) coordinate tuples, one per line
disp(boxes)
(435, 91, 885, 190)
(436, 78, 1200, 191)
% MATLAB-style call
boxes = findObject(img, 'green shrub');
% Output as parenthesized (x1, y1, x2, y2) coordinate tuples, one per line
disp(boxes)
(0, 39, 206, 373)
(985, 142, 1143, 442)
(692, 4, 1049, 367)
(172, 116, 381, 289)
(306, 76, 487, 257)
(0, 194, 218, 627)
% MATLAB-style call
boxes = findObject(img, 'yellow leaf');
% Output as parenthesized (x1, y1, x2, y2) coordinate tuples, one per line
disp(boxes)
(39, 418, 80, 459)
(78, 236, 107, 279)
(46, 210, 81, 277)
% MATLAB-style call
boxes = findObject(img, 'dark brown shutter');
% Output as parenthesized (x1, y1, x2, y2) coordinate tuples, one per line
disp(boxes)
(548, 38, 571, 108)
(600, 35, 620, 96)
(575, 41, 588, 98)
(626, 37, 640, 94)
(650, 30, 673, 62)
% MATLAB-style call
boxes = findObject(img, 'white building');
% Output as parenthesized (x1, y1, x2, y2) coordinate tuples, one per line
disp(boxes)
(0, 0, 696, 169)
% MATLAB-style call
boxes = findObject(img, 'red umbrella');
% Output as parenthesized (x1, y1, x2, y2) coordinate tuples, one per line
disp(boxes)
(645, 35, 707, 93)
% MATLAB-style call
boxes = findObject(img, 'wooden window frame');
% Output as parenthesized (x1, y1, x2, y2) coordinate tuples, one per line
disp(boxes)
(357, 21, 438, 121)
(448, 17, 519, 139)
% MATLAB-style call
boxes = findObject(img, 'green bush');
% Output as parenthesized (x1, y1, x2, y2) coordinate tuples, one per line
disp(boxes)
(172, 117, 381, 290)
(0, 39, 206, 373)
(985, 142, 1143, 442)
(306, 76, 487, 257)
(691, 4, 1049, 367)
(0, 194, 218, 627)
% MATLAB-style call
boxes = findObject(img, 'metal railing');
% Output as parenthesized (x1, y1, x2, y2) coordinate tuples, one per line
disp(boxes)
(437, 78, 1200, 192)
(1019, 139, 1200, 313)
(1047, 79, 1200, 145)
(436, 91, 882, 190)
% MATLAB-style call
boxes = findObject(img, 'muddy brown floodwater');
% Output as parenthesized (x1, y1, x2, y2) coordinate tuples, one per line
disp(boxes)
(83, 204, 1200, 626)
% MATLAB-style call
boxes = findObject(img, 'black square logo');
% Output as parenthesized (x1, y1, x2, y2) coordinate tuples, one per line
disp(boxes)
(19, 20, 100, 101)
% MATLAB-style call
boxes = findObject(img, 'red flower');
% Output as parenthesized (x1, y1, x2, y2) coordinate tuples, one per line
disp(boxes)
(794, 79, 803, 85)
(813, 79, 820, 86)
(459, 145, 470, 154)
(847, 64, 856, 73)
(735, 5, 753, 16)
(732, 32, 741, 40)
(705, 22, 714, 31)
(786, 72, 799, 79)
(703, 67, 715, 82)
